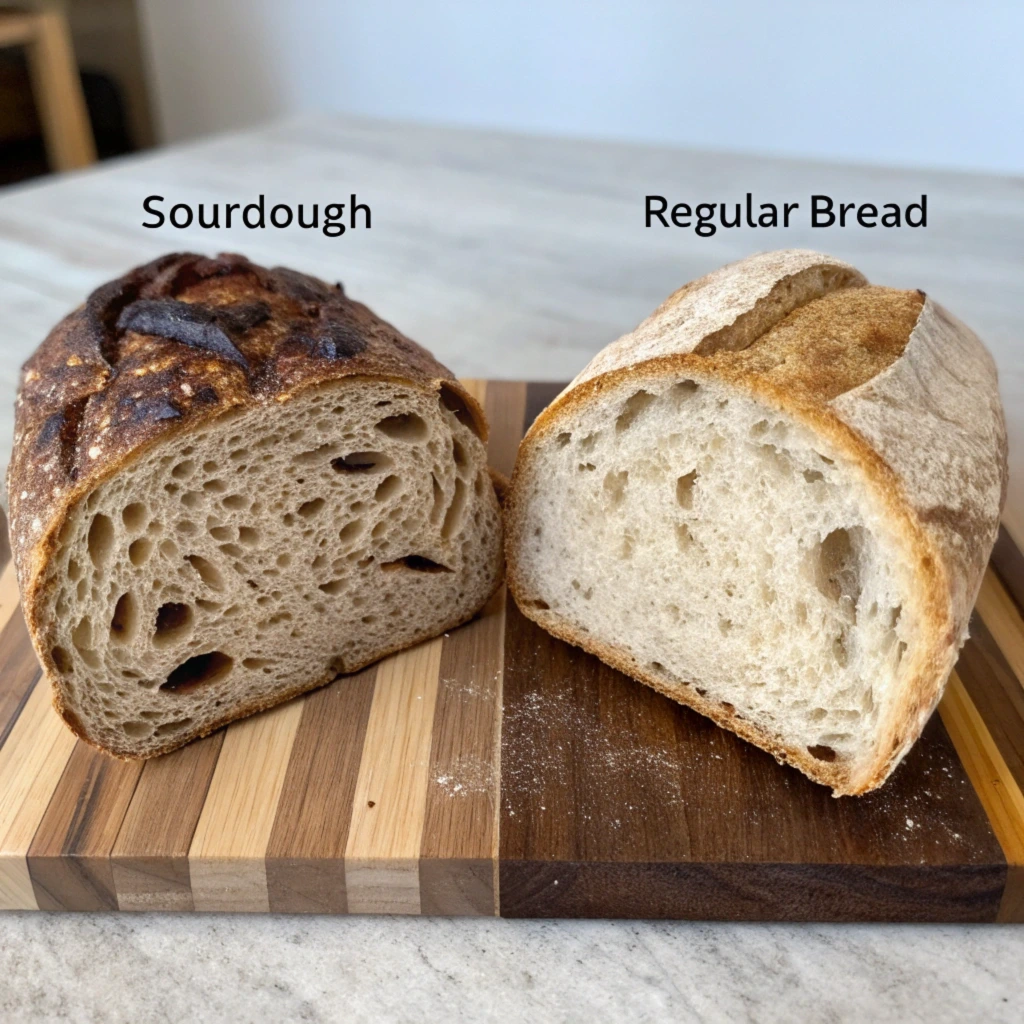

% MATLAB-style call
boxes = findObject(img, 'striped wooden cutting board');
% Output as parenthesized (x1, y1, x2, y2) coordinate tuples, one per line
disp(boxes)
(0, 381, 1021, 920)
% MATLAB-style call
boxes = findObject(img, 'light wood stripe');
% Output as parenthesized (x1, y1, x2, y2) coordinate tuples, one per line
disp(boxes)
(939, 671, 1024, 921)
(421, 589, 505, 914)
(0, 681, 77, 908)
(188, 698, 304, 911)
(976, 569, 1024, 692)
(345, 638, 444, 914)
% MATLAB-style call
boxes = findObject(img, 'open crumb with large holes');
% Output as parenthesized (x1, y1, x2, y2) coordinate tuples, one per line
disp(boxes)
(40, 378, 502, 757)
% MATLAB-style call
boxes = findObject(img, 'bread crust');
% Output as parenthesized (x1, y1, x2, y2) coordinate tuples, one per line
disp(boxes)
(8, 252, 495, 755)
(505, 250, 1006, 796)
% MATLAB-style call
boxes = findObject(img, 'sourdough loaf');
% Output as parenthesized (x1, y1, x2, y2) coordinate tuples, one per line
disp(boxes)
(505, 249, 1006, 795)
(8, 252, 503, 758)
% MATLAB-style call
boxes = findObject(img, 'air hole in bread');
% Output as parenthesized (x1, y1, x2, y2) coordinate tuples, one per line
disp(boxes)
(122, 502, 148, 533)
(670, 380, 699, 402)
(161, 651, 233, 692)
(87, 514, 114, 568)
(438, 383, 483, 439)
(238, 526, 259, 546)
(331, 451, 391, 473)
(807, 744, 837, 762)
(381, 555, 453, 573)
(110, 592, 139, 644)
(128, 538, 152, 566)
(293, 442, 338, 465)
(243, 657, 271, 669)
(186, 555, 224, 591)
(171, 460, 195, 479)
(222, 494, 247, 511)
(526, 599, 550, 611)
(376, 413, 428, 442)
(122, 720, 152, 739)
(155, 717, 193, 737)
(153, 602, 193, 647)
(803, 469, 824, 483)
(298, 497, 325, 519)
(556, 432, 572, 448)
(429, 474, 445, 523)
(319, 579, 345, 596)
(675, 470, 698, 509)
(374, 475, 401, 502)
(181, 491, 203, 510)
(51, 646, 72, 673)
(814, 527, 863, 606)
(441, 478, 468, 540)
(615, 391, 656, 432)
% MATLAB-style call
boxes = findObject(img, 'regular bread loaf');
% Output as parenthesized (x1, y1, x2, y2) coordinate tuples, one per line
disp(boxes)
(506, 249, 1006, 796)
(8, 252, 503, 758)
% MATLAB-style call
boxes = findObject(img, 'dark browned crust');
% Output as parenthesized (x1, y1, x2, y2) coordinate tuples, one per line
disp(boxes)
(7, 252, 493, 754)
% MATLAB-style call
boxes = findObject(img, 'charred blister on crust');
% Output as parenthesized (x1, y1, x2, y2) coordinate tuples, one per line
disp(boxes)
(117, 299, 251, 369)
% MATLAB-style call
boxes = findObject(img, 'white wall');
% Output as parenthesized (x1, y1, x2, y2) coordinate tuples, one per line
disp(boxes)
(139, 0, 1023, 174)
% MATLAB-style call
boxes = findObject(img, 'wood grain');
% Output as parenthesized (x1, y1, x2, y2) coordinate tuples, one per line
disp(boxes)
(28, 745, 143, 911)
(265, 667, 377, 913)
(0, 682, 78, 909)
(938, 672, 1024, 922)
(111, 733, 224, 911)
(345, 639, 443, 914)
(188, 699, 304, 911)
(975, 569, 1024, 692)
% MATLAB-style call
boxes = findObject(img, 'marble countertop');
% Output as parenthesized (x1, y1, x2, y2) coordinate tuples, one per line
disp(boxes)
(0, 114, 1021, 1022)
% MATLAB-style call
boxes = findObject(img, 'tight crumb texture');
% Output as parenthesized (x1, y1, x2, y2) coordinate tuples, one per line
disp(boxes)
(514, 377, 916, 771)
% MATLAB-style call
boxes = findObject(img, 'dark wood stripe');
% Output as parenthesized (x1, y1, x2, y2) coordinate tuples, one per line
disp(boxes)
(959, 612, 1024, 794)
(500, 861, 1003, 922)
(991, 524, 1024, 615)
(0, 612, 41, 749)
(110, 731, 224, 911)
(500, 595, 1005, 919)
(523, 381, 567, 438)
(28, 745, 143, 910)
(264, 667, 376, 913)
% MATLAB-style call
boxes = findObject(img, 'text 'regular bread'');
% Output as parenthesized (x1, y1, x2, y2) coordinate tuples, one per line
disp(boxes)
(8, 252, 503, 758)
(505, 249, 1006, 796)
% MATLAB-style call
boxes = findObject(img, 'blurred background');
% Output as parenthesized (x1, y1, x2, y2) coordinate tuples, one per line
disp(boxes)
(1, 0, 1021, 186)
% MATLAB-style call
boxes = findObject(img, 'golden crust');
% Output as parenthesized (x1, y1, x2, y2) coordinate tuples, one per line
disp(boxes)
(505, 250, 1006, 796)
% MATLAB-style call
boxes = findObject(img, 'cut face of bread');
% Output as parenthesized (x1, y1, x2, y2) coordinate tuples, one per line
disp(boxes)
(511, 376, 916, 778)
(41, 379, 501, 757)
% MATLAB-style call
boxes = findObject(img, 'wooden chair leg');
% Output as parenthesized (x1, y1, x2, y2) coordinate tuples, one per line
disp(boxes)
(24, 11, 97, 171)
